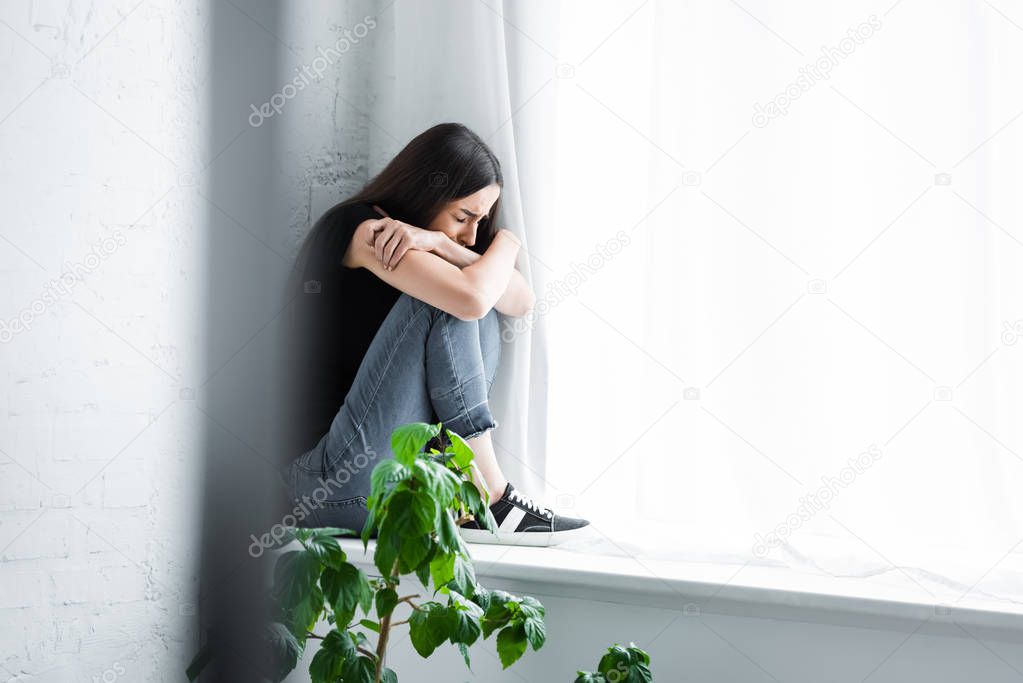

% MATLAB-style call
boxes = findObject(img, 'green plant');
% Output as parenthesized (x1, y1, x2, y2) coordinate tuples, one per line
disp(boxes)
(187, 422, 546, 682)
(575, 643, 653, 683)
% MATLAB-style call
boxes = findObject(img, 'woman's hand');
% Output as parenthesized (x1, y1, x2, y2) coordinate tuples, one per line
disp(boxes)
(366, 205, 440, 270)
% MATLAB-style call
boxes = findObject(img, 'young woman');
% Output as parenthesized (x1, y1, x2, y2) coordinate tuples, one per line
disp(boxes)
(280, 122, 589, 546)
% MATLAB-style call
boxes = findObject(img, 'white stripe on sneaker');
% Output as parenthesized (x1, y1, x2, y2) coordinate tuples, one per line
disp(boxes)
(499, 507, 527, 532)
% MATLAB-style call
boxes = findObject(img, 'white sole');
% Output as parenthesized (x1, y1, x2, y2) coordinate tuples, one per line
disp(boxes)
(458, 524, 591, 547)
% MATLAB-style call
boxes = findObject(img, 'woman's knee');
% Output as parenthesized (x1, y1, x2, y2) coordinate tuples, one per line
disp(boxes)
(478, 309, 501, 385)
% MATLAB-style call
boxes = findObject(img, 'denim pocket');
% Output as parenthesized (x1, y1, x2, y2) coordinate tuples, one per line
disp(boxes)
(309, 496, 369, 534)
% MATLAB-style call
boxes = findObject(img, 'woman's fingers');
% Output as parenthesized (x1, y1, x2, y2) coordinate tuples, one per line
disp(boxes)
(387, 235, 411, 269)
(364, 218, 386, 245)
(374, 224, 396, 263)
(383, 231, 403, 268)
(368, 219, 422, 269)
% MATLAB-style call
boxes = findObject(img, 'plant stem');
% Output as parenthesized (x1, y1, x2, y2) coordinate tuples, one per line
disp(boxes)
(374, 560, 401, 683)
(398, 594, 421, 610)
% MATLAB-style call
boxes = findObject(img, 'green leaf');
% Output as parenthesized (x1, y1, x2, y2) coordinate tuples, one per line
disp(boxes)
(520, 595, 545, 618)
(292, 528, 314, 543)
(574, 673, 606, 683)
(399, 533, 433, 572)
(458, 641, 472, 670)
(412, 459, 461, 507)
(380, 667, 398, 683)
(448, 599, 483, 647)
(408, 603, 450, 658)
(373, 530, 400, 577)
(369, 460, 410, 510)
(627, 662, 654, 683)
(321, 563, 372, 626)
(185, 641, 212, 682)
(496, 623, 529, 669)
(415, 559, 432, 587)
(523, 616, 546, 651)
(340, 653, 377, 683)
(470, 584, 491, 612)
(458, 642, 472, 666)
(308, 526, 356, 539)
(628, 644, 651, 666)
(436, 510, 464, 555)
(391, 422, 441, 466)
(481, 589, 515, 637)
(375, 588, 399, 618)
(359, 618, 380, 633)
(261, 621, 300, 678)
(303, 533, 346, 570)
(308, 629, 353, 683)
(429, 552, 456, 590)
(273, 551, 323, 608)
(360, 504, 377, 548)
(458, 480, 487, 520)
(285, 584, 323, 638)
(387, 489, 438, 537)
(445, 429, 475, 470)
(450, 553, 476, 597)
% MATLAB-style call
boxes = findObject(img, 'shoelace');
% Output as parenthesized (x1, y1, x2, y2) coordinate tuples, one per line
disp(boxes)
(509, 489, 553, 519)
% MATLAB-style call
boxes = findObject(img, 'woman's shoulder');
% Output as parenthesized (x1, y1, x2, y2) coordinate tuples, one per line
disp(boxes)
(331, 200, 381, 228)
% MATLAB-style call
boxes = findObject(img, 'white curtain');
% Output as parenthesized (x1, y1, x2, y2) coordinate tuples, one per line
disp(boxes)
(521, 0, 1022, 602)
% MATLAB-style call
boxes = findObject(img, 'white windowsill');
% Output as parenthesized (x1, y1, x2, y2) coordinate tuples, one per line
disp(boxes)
(336, 539, 1023, 636)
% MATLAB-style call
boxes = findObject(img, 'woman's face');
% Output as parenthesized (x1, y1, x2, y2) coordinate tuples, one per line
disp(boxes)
(426, 183, 500, 248)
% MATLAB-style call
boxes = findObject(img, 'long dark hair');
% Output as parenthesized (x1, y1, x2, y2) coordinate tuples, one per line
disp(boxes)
(286, 123, 503, 297)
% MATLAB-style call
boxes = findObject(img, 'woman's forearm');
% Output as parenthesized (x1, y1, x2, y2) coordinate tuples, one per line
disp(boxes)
(460, 230, 521, 316)
(431, 236, 481, 268)
(493, 269, 534, 317)
(433, 233, 534, 317)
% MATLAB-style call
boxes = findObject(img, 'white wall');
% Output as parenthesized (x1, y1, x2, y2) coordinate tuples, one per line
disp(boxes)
(285, 556, 1023, 683)
(0, 1, 206, 679)
(380, 589, 1023, 683)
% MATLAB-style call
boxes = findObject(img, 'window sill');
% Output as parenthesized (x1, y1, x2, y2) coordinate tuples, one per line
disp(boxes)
(337, 539, 1023, 636)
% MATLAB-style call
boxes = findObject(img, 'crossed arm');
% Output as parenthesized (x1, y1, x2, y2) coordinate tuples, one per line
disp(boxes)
(341, 213, 536, 322)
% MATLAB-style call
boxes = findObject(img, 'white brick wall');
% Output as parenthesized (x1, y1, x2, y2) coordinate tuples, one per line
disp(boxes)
(0, 1, 207, 680)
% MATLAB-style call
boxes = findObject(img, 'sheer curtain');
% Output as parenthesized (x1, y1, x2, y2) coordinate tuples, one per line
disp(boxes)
(522, 0, 1023, 602)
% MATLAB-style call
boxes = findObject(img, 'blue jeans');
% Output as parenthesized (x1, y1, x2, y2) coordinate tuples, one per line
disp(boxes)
(284, 293, 501, 532)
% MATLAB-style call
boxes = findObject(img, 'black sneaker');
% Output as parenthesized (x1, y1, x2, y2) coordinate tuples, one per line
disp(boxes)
(458, 483, 590, 547)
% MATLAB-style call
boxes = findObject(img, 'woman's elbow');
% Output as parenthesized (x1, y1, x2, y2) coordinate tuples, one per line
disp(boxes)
(519, 289, 536, 316)
(452, 292, 491, 321)
(501, 289, 535, 318)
